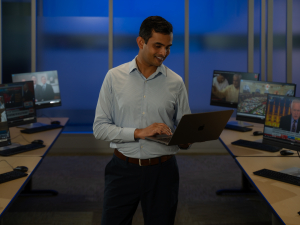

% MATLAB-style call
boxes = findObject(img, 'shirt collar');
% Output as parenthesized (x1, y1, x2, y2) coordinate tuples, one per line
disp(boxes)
(292, 117, 298, 123)
(129, 56, 167, 77)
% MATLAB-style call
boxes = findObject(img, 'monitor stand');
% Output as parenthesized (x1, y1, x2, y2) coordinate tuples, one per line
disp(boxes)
(17, 122, 48, 129)
(226, 121, 253, 127)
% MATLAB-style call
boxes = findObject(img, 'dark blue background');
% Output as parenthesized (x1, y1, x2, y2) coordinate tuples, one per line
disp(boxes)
(35, 0, 300, 131)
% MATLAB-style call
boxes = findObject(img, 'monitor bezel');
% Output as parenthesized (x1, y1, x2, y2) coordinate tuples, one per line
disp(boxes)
(236, 80, 296, 124)
(0, 81, 37, 127)
(0, 95, 11, 147)
(11, 70, 62, 110)
(262, 94, 300, 151)
(210, 70, 260, 109)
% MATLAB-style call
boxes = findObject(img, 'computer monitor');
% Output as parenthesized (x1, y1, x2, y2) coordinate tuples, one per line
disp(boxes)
(0, 95, 11, 147)
(236, 80, 296, 124)
(210, 70, 259, 108)
(263, 94, 300, 151)
(11, 70, 61, 109)
(0, 81, 37, 127)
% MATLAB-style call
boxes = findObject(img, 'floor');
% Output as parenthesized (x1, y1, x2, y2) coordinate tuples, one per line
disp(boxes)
(1, 153, 272, 225)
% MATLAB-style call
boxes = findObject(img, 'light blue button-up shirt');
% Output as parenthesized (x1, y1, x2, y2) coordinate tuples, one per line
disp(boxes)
(93, 57, 191, 159)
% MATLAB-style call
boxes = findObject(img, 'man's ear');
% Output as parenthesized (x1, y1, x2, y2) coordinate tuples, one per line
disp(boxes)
(136, 36, 145, 50)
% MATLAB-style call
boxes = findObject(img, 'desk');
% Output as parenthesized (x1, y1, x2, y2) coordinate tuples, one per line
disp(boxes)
(0, 117, 68, 219)
(236, 157, 300, 225)
(219, 118, 300, 224)
(9, 117, 69, 157)
(0, 156, 42, 217)
(220, 120, 298, 157)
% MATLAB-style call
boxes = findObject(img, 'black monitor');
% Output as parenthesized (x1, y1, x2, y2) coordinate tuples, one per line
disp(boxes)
(210, 70, 259, 108)
(0, 81, 37, 127)
(11, 70, 61, 109)
(236, 80, 296, 124)
(0, 95, 11, 147)
(263, 94, 300, 151)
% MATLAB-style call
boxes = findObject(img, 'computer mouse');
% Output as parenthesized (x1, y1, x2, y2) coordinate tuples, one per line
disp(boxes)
(253, 131, 264, 136)
(14, 166, 28, 173)
(280, 150, 294, 155)
(51, 121, 61, 125)
(31, 139, 44, 145)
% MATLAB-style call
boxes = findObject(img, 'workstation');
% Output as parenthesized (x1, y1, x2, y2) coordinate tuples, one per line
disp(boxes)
(1, 0, 300, 225)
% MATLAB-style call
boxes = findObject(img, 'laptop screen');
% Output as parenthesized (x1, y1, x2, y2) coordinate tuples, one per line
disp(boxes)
(0, 95, 11, 147)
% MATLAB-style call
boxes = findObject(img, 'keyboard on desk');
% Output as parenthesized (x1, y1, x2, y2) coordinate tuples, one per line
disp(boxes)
(20, 124, 63, 134)
(254, 168, 300, 187)
(231, 139, 282, 152)
(225, 124, 253, 132)
(0, 144, 45, 156)
(0, 170, 28, 184)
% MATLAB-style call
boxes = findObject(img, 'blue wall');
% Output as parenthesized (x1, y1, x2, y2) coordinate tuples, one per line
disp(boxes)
(35, 0, 300, 130)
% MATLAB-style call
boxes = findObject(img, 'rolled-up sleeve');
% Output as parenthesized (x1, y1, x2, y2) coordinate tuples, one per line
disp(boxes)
(93, 72, 136, 143)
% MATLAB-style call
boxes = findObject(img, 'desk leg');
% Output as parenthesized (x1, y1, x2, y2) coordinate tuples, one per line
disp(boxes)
(20, 178, 58, 196)
(216, 173, 257, 195)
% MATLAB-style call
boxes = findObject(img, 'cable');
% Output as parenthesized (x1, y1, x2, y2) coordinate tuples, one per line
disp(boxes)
(39, 112, 53, 122)
(10, 134, 31, 144)
(0, 160, 15, 170)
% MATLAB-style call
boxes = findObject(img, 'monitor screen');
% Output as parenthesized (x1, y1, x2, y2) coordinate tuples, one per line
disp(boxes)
(12, 70, 61, 109)
(236, 80, 296, 124)
(0, 81, 37, 127)
(210, 70, 259, 108)
(263, 94, 300, 151)
(0, 95, 11, 147)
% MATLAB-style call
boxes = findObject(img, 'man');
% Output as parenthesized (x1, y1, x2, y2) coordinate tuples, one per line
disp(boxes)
(279, 99, 300, 132)
(93, 16, 191, 225)
(212, 74, 229, 91)
(31, 75, 42, 101)
(23, 83, 34, 101)
(40, 74, 55, 101)
(212, 74, 241, 103)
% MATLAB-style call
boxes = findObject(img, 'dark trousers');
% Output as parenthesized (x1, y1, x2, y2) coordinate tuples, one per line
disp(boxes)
(101, 154, 179, 225)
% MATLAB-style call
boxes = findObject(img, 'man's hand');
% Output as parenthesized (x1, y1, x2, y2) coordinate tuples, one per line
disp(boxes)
(134, 123, 172, 139)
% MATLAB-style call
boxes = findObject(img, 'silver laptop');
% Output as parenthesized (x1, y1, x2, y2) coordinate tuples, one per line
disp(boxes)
(145, 110, 233, 146)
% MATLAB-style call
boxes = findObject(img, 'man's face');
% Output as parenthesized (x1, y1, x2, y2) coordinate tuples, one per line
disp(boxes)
(41, 76, 46, 84)
(140, 31, 173, 67)
(291, 102, 300, 121)
(217, 75, 225, 84)
(233, 76, 240, 89)
(31, 76, 36, 84)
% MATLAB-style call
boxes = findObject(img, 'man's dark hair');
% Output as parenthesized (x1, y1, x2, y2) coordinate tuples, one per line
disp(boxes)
(139, 16, 173, 44)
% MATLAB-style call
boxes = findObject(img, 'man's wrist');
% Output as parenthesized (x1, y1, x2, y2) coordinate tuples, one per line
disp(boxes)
(134, 129, 141, 139)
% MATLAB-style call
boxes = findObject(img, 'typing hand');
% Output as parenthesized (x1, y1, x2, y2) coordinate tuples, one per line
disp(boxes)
(134, 123, 172, 139)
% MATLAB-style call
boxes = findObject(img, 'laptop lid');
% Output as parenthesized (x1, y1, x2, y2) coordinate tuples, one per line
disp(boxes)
(0, 95, 11, 148)
(146, 110, 233, 145)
